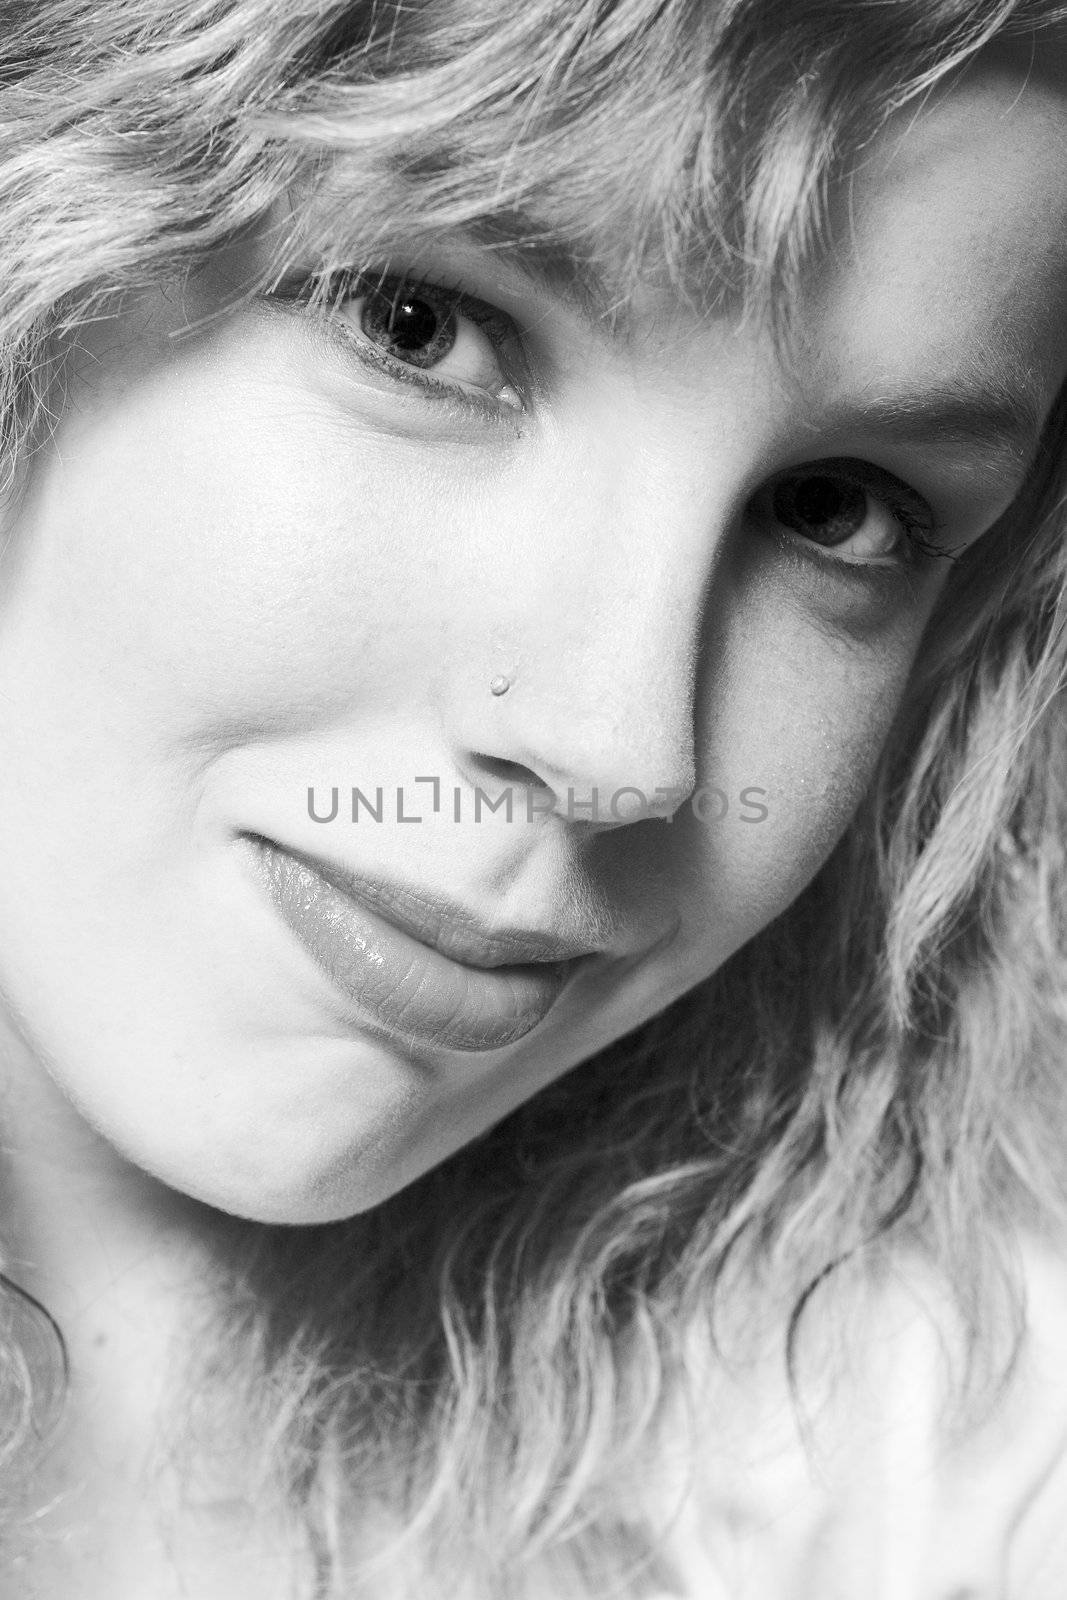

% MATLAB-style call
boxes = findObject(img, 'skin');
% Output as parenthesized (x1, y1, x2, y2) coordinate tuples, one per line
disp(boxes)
(0, 46, 1066, 1599)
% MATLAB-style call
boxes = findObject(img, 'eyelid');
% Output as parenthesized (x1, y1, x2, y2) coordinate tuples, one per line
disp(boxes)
(342, 268, 517, 350)
(268, 264, 532, 420)
(763, 456, 952, 567)
(768, 524, 924, 614)
(772, 456, 935, 529)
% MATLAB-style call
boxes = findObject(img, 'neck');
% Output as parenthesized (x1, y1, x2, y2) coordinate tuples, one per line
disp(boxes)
(0, 1004, 219, 1390)
(0, 1010, 299, 1596)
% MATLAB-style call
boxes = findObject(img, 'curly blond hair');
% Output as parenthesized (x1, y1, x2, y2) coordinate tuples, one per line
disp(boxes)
(2, 2, 1067, 1594)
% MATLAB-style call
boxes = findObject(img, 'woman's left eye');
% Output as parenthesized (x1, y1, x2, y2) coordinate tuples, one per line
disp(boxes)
(300, 271, 524, 415)
(751, 460, 945, 567)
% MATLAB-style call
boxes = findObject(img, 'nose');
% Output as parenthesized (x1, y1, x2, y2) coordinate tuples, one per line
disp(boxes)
(455, 408, 735, 828)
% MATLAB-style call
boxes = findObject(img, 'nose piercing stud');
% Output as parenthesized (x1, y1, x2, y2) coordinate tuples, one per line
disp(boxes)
(489, 673, 512, 696)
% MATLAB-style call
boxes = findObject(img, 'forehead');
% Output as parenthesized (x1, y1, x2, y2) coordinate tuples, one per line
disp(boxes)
(801, 51, 1067, 417)
(264, 31, 1067, 414)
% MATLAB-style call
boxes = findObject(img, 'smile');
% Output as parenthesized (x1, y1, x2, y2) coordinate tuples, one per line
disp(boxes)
(245, 834, 595, 1053)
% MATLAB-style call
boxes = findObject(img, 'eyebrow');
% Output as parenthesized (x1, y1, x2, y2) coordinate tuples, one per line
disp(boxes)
(814, 370, 1048, 487)
(464, 223, 620, 322)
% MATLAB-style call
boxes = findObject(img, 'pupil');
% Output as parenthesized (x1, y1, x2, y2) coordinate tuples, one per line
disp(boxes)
(794, 477, 844, 524)
(360, 283, 458, 369)
(772, 474, 867, 546)
(387, 295, 441, 353)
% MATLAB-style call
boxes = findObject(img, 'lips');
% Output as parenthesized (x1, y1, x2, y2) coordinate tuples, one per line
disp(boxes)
(246, 835, 595, 1053)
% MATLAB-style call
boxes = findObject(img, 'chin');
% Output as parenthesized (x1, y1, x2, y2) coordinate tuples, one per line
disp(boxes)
(161, 1165, 399, 1227)
(112, 1114, 432, 1227)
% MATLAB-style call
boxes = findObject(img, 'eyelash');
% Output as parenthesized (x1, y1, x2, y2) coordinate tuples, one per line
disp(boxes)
(762, 459, 953, 571)
(269, 266, 525, 425)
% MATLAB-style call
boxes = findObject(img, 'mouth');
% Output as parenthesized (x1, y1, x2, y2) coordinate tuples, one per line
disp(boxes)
(243, 834, 598, 1054)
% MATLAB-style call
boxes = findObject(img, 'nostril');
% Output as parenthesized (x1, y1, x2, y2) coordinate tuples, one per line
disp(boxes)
(470, 754, 547, 791)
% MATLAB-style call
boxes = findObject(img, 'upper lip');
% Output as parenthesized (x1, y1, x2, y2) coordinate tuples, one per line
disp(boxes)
(252, 837, 609, 969)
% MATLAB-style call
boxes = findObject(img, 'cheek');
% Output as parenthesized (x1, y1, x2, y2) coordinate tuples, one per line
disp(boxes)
(0, 324, 484, 766)
(669, 583, 926, 975)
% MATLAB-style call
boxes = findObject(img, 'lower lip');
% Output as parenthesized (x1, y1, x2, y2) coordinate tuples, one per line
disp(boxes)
(250, 839, 582, 1053)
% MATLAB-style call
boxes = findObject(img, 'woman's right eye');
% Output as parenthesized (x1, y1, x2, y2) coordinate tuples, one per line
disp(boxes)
(278, 270, 525, 416)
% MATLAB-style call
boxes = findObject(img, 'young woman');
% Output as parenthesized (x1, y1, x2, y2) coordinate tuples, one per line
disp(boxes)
(1, 1, 1067, 1594)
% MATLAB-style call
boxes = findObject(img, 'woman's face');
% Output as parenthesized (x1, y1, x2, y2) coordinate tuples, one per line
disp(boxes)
(0, 57, 1065, 1223)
